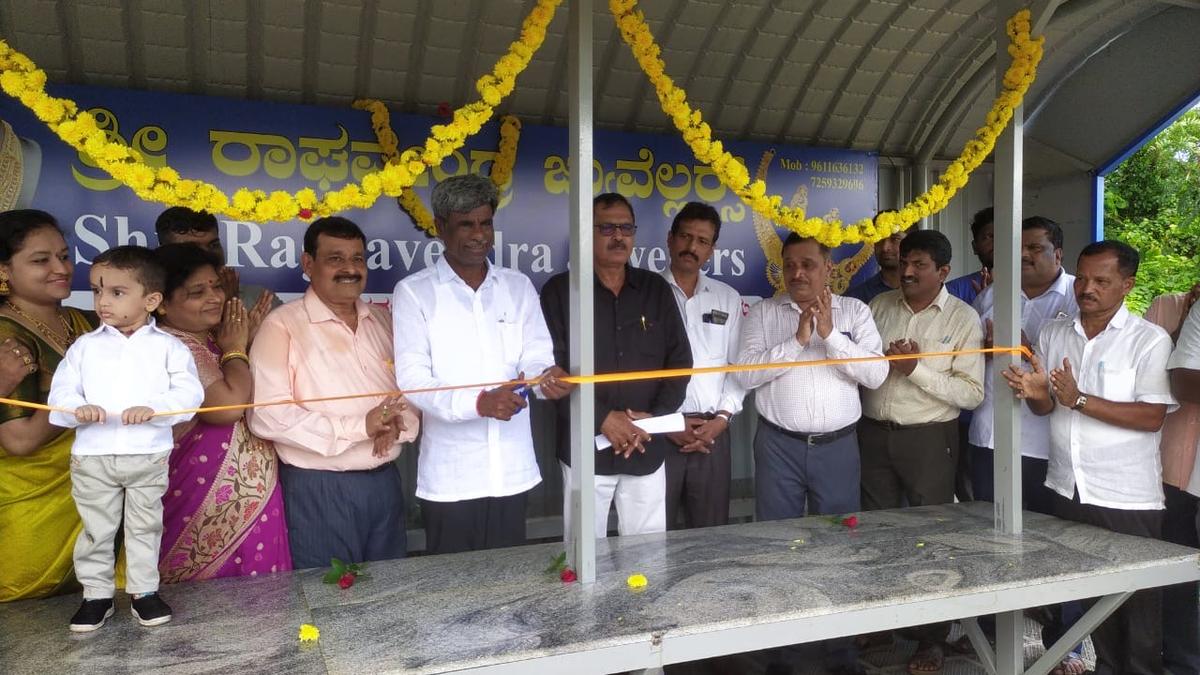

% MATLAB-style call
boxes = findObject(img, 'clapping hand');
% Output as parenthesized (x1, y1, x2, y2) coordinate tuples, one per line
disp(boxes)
(1049, 357, 1081, 407)
(1001, 353, 1050, 403)
(886, 339, 920, 376)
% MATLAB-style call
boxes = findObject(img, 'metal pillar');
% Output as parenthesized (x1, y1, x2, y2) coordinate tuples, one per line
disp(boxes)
(992, 0, 1025, 669)
(567, 0, 597, 583)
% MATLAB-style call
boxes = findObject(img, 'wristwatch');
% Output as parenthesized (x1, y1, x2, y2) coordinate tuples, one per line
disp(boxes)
(1072, 394, 1088, 410)
(715, 410, 733, 423)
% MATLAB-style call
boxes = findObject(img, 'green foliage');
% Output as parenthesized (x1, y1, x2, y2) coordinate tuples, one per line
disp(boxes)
(1104, 109, 1200, 314)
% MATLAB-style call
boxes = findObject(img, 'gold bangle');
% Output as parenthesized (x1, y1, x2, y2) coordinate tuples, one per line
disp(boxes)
(220, 351, 249, 366)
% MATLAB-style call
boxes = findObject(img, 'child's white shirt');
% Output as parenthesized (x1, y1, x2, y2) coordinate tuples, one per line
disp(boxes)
(48, 319, 204, 455)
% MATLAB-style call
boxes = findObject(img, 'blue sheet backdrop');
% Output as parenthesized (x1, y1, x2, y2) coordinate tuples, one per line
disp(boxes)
(1, 84, 878, 298)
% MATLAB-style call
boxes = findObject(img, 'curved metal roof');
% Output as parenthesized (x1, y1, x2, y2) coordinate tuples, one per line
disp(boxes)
(0, 0, 1196, 168)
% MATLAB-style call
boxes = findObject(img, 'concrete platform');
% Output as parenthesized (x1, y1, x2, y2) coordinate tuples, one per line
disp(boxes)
(1, 503, 1194, 674)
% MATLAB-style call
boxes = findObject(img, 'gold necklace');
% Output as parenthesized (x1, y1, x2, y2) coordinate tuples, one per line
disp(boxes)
(4, 300, 77, 348)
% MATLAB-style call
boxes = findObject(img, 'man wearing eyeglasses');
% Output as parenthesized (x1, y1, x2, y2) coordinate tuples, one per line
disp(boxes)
(541, 193, 693, 542)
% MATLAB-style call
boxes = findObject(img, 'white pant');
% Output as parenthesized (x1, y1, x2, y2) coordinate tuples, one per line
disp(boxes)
(560, 460, 666, 543)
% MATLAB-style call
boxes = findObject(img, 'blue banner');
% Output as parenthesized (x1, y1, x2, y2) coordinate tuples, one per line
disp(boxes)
(1, 85, 878, 299)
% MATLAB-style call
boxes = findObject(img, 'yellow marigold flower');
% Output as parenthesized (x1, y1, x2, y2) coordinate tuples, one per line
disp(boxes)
(626, 573, 648, 589)
(232, 189, 258, 212)
(298, 623, 320, 642)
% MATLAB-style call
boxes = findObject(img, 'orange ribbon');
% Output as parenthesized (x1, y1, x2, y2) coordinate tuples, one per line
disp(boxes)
(0, 345, 1030, 418)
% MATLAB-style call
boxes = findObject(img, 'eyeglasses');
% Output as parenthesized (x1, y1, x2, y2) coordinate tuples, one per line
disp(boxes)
(596, 223, 637, 236)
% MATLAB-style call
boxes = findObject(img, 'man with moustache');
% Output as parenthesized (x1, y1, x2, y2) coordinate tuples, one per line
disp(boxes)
(969, 216, 1076, 512)
(541, 193, 692, 540)
(845, 210, 905, 304)
(861, 229, 984, 673)
(736, 233, 888, 674)
(392, 175, 573, 555)
(1004, 241, 1175, 674)
(736, 233, 888, 521)
(660, 202, 746, 529)
(248, 217, 419, 566)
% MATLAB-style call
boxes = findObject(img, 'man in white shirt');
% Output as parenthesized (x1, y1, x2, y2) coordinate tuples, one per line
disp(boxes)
(737, 233, 888, 520)
(969, 216, 1077, 514)
(1004, 240, 1175, 674)
(393, 175, 572, 555)
(661, 202, 746, 529)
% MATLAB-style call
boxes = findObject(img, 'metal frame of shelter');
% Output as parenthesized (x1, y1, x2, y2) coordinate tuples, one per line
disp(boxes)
(557, 1, 1193, 674)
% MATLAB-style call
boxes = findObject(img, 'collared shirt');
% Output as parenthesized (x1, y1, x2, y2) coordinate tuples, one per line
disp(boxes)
(541, 265, 692, 476)
(845, 271, 897, 305)
(392, 259, 554, 502)
(968, 271, 1077, 458)
(247, 288, 419, 472)
(1040, 306, 1176, 509)
(1164, 299, 1200, 496)
(48, 320, 203, 455)
(863, 286, 985, 424)
(661, 269, 745, 416)
(735, 293, 887, 432)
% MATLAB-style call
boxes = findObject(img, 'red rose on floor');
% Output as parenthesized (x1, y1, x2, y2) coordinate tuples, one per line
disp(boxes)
(338, 572, 355, 589)
(560, 568, 577, 583)
(299, 208, 314, 219)
(842, 515, 859, 529)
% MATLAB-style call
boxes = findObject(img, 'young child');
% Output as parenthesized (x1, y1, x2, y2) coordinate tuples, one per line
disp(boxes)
(48, 246, 204, 632)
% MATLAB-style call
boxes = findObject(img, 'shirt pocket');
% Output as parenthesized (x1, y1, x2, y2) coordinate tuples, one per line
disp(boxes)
(496, 318, 524, 367)
(1099, 366, 1137, 402)
(696, 322, 730, 362)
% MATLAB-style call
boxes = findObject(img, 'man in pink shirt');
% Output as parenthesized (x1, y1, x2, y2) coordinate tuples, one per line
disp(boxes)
(248, 217, 419, 568)
(1146, 283, 1200, 674)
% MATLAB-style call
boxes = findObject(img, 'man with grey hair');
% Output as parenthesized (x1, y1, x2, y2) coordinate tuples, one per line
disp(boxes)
(392, 174, 573, 555)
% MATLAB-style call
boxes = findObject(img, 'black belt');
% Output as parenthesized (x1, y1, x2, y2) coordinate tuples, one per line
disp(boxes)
(758, 416, 856, 446)
(862, 417, 952, 431)
(682, 412, 717, 420)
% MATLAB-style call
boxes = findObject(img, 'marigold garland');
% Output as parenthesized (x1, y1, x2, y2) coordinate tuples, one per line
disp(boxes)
(353, 99, 522, 238)
(609, 0, 1045, 247)
(0, 0, 560, 222)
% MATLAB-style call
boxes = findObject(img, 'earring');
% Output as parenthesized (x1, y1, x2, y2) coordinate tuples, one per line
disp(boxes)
(0, 275, 9, 295)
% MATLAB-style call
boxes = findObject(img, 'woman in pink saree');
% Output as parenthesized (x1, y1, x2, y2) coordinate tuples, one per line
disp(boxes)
(154, 244, 291, 582)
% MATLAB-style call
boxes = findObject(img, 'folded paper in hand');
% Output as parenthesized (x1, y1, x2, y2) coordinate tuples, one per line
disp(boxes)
(595, 413, 686, 450)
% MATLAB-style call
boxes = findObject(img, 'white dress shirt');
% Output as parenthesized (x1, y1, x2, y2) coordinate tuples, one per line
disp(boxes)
(1039, 306, 1177, 509)
(48, 320, 203, 455)
(735, 293, 888, 432)
(662, 269, 746, 416)
(393, 258, 555, 502)
(969, 271, 1077, 458)
(1167, 303, 1200, 498)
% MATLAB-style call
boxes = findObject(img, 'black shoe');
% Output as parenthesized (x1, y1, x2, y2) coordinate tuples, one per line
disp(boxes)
(130, 593, 172, 627)
(69, 598, 115, 632)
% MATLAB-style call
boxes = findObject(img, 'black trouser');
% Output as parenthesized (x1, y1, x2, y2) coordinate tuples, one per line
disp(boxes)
(1053, 490, 1164, 675)
(279, 462, 407, 568)
(1163, 483, 1200, 675)
(421, 490, 529, 555)
(665, 415, 731, 530)
(859, 418, 959, 646)
(859, 418, 958, 510)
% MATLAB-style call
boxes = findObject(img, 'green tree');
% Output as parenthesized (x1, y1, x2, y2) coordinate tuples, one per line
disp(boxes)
(1104, 108, 1200, 313)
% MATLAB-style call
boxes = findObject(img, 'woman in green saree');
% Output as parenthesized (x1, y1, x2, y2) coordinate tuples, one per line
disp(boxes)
(0, 209, 96, 601)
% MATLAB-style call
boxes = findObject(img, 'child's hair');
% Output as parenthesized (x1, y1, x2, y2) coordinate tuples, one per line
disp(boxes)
(92, 245, 167, 295)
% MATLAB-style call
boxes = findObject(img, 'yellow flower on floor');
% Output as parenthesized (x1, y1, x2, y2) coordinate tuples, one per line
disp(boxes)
(626, 573, 648, 589)
(299, 623, 320, 642)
